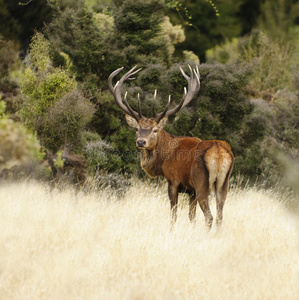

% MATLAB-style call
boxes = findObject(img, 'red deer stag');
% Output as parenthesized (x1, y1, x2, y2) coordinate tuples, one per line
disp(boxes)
(108, 66, 234, 229)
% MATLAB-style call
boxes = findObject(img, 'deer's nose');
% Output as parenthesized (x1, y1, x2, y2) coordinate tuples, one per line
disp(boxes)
(137, 139, 146, 148)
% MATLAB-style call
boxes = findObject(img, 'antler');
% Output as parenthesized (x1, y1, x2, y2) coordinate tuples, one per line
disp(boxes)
(108, 65, 200, 123)
(153, 89, 171, 121)
(108, 65, 142, 120)
(154, 65, 200, 122)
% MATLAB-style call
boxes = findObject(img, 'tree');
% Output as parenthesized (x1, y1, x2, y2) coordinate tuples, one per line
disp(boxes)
(19, 33, 95, 153)
(0, 0, 53, 50)
(46, 0, 186, 85)
(168, 0, 263, 62)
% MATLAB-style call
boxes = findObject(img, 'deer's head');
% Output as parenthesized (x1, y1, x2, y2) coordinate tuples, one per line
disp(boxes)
(108, 65, 200, 150)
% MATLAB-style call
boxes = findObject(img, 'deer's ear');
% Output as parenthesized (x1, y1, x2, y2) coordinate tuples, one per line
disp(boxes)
(158, 116, 168, 128)
(125, 114, 139, 128)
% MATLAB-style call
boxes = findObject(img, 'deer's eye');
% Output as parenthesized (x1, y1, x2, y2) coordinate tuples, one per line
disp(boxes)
(135, 128, 139, 132)
(153, 128, 158, 133)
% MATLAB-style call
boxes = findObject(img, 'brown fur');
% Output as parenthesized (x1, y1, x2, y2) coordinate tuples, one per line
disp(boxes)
(109, 66, 233, 229)
(128, 116, 234, 229)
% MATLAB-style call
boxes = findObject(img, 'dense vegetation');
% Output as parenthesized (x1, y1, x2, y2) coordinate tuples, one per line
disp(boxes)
(0, 0, 298, 192)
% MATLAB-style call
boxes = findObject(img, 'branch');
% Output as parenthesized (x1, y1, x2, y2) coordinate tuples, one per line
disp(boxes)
(19, 0, 33, 5)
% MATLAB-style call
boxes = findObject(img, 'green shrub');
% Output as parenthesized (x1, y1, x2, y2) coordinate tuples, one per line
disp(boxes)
(45, 4, 126, 83)
(202, 26, 299, 185)
(0, 35, 18, 78)
(19, 33, 94, 154)
(113, 0, 168, 67)
(0, 114, 42, 169)
(45, 90, 95, 152)
(240, 31, 293, 97)
(84, 140, 123, 173)
(239, 91, 299, 185)
(206, 38, 240, 64)
(167, 63, 252, 137)
(206, 30, 294, 98)
(0, 36, 21, 115)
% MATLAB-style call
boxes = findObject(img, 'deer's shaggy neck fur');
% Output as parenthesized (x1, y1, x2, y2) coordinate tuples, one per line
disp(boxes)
(140, 129, 172, 178)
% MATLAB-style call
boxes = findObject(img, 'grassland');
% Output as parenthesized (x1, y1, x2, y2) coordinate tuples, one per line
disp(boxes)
(0, 180, 298, 299)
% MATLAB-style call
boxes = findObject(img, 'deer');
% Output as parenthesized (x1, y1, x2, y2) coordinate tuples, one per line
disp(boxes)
(108, 65, 234, 229)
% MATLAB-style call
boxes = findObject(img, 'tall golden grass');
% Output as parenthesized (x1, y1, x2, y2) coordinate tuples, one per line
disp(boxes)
(0, 180, 298, 299)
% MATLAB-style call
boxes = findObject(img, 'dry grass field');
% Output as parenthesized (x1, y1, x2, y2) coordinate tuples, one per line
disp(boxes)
(0, 180, 298, 300)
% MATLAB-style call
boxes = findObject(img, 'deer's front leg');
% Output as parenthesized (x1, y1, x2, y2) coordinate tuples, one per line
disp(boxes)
(168, 181, 179, 224)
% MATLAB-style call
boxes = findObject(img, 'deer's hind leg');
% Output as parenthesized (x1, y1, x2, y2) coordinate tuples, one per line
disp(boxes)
(195, 180, 212, 230)
(192, 160, 213, 229)
(188, 192, 197, 224)
(216, 177, 229, 227)
(215, 155, 233, 227)
(198, 194, 213, 229)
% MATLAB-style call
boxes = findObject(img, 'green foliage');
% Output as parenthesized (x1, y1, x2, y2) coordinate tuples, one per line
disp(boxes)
(45, 90, 95, 151)
(249, 91, 299, 185)
(136, 64, 167, 93)
(46, 4, 129, 85)
(168, 63, 252, 136)
(1, 0, 297, 187)
(158, 16, 186, 61)
(0, 0, 52, 49)
(113, 0, 176, 65)
(205, 25, 299, 185)
(166, 0, 193, 26)
(84, 139, 122, 173)
(113, 0, 187, 66)
(21, 67, 76, 116)
(206, 38, 240, 64)
(46, 0, 185, 87)
(0, 36, 21, 116)
(240, 31, 293, 96)
(0, 97, 43, 173)
(46, 5, 109, 81)
(53, 151, 64, 169)
(0, 115, 42, 169)
(271, 92, 299, 152)
(207, 30, 295, 98)
(0, 100, 5, 116)
(20, 32, 94, 153)
(0, 1, 21, 42)
(170, 0, 257, 61)
(258, 0, 299, 42)
(29, 32, 51, 71)
(44, 1, 192, 173)
(20, 65, 77, 151)
(0, 35, 18, 78)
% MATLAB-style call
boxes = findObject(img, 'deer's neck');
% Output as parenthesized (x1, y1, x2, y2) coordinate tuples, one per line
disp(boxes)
(140, 130, 172, 178)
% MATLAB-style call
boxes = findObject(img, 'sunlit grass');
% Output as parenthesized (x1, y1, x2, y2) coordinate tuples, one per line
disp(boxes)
(0, 180, 298, 299)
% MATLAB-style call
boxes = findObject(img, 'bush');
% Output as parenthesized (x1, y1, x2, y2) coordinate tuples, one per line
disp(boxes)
(84, 139, 122, 173)
(166, 63, 252, 138)
(0, 107, 42, 169)
(206, 38, 240, 64)
(235, 89, 299, 185)
(19, 33, 94, 153)
(0, 35, 18, 78)
(0, 36, 20, 115)
(202, 26, 299, 185)
(45, 90, 95, 152)
(206, 30, 294, 99)
(240, 31, 293, 97)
